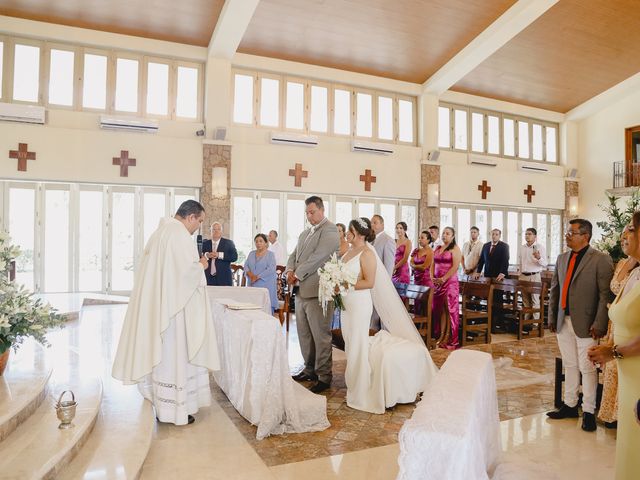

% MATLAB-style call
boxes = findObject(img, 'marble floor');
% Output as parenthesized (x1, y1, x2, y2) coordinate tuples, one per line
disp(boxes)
(5, 298, 617, 479)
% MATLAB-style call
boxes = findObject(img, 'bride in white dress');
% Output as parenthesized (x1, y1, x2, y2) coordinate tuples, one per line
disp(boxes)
(340, 217, 438, 414)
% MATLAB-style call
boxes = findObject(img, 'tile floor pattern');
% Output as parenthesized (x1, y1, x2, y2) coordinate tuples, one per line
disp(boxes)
(214, 326, 562, 466)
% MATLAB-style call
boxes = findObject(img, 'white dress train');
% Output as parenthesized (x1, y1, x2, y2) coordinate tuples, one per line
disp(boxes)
(341, 247, 438, 414)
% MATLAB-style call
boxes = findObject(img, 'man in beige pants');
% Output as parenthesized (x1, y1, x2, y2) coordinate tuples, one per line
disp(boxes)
(518, 227, 547, 322)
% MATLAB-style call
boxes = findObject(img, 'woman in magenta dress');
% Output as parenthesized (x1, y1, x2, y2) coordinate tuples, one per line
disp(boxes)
(410, 230, 434, 287)
(392, 222, 412, 285)
(430, 227, 462, 350)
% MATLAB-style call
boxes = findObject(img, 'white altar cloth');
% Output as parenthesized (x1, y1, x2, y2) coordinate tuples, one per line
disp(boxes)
(397, 349, 500, 480)
(209, 297, 330, 439)
(206, 286, 271, 314)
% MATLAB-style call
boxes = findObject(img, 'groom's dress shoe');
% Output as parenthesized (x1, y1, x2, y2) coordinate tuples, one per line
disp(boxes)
(309, 381, 331, 394)
(546, 403, 579, 419)
(582, 412, 597, 432)
(292, 372, 317, 382)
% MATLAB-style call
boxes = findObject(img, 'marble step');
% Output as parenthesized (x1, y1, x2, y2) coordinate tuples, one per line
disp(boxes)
(0, 376, 102, 480)
(0, 342, 52, 443)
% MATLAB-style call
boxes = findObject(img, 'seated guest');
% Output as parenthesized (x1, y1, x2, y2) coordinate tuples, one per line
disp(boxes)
(244, 233, 278, 312)
(336, 223, 350, 256)
(392, 221, 412, 285)
(203, 222, 238, 286)
(268, 230, 287, 265)
(410, 230, 434, 287)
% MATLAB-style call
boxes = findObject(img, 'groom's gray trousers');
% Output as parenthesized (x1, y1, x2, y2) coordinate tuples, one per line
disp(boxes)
(296, 296, 333, 384)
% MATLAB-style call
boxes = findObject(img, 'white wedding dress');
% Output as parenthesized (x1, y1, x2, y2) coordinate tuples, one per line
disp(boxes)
(341, 245, 438, 414)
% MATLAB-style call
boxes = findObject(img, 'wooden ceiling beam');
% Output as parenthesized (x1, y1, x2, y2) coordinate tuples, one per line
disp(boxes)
(208, 0, 260, 59)
(422, 0, 558, 95)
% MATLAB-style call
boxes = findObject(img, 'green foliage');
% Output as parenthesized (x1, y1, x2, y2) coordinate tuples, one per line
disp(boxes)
(594, 189, 640, 264)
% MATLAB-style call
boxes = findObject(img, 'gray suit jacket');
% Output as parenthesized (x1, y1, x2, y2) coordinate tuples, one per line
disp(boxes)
(373, 231, 396, 276)
(549, 246, 613, 338)
(286, 219, 340, 299)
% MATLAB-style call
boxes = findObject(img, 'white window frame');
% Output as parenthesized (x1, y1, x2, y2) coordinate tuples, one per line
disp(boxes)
(174, 60, 204, 122)
(10, 37, 44, 105)
(43, 43, 79, 110)
(256, 71, 282, 129)
(354, 88, 375, 139)
(283, 75, 307, 132)
(396, 94, 417, 145)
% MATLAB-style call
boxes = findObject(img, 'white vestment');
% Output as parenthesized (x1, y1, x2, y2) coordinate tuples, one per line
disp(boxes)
(112, 217, 220, 425)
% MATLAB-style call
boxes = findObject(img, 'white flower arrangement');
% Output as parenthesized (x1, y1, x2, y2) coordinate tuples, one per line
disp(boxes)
(318, 253, 358, 315)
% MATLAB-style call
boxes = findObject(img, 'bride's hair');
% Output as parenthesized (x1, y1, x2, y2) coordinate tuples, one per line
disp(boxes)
(349, 217, 376, 243)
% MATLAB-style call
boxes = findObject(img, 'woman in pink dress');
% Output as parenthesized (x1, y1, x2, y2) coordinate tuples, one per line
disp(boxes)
(392, 222, 412, 285)
(410, 230, 434, 287)
(430, 227, 462, 349)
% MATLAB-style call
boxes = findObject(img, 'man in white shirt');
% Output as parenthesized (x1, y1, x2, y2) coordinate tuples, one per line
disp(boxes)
(268, 230, 287, 266)
(462, 226, 483, 276)
(428, 225, 444, 250)
(518, 227, 548, 320)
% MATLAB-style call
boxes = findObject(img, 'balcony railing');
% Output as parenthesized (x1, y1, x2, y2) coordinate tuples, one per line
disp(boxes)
(613, 161, 640, 189)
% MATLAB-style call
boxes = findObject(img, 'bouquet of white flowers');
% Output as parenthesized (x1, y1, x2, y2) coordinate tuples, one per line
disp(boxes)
(318, 253, 358, 315)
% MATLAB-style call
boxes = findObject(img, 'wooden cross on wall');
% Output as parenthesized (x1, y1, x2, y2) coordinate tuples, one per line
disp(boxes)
(359, 169, 377, 192)
(524, 185, 536, 203)
(113, 150, 136, 177)
(289, 163, 308, 187)
(9, 143, 36, 171)
(478, 180, 491, 200)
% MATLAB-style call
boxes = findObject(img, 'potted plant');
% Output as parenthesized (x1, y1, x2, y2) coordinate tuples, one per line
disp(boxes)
(594, 190, 640, 264)
(0, 232, 66, 375)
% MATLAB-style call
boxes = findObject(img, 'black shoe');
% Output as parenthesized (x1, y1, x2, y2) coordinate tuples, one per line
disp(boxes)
(604, 421, 617, 429)
(547, 403, 579, 419)
(309, 381, 331, 394)
(187, 415, 195, 425)
(582, 412, 596, 432)
(292, 372, 317, 382)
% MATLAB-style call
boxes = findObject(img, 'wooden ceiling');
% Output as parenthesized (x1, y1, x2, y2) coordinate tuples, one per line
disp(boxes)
(236, 0, 516, 83)
(452, 0, 640, 112)
(0, 0, 225, 46)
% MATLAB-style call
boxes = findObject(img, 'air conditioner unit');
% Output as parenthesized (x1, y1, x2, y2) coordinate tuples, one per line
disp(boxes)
(518, 161, 550, 174)
(0, 102, 45, 124)
(351, 140, 394, 155)
(100, 115, 159, 133)
(467, 154, 497, 167)
(270, 131, 318, 147)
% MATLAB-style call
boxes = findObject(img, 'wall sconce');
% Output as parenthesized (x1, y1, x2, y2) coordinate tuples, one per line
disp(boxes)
(427, 183, 439, 207)
(569, 195, 578, 215)
(212, 167, 228, 199)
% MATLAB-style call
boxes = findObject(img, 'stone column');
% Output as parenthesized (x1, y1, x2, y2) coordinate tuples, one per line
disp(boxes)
(420, 164, 440, 230)
(201, 143, 231, 236)
(565, 180, 579, 223)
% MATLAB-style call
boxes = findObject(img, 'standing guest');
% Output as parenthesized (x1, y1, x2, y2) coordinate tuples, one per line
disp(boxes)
(474, 229, 509, 281)
(428, 225, 443, 250)
(286, 196, 340, 393)
(112, 200, 219, 426)
(410, 230, 434, 287)
(598, 227, 638, 429)
(518, 228, 548, 321)
(547, 219, 613, 432)
(336, 223, 350, 256)
(267, 230, 287, 266)
(203, 222, 238, 286)
(461, 226, 483, 276)
(430, 227, 461, 349)
(245, 233, 278, 312)
(370, 215, 395, 275)
(588, 214, 640, 478)
(392, 222, 412, 285)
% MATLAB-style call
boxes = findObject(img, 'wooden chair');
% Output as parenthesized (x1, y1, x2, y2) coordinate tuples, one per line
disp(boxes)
(491, 278, 519, 333)
(275, 265, 291, 330)
(402, 284, 433, 349)
(230, 264, 246, 287)
(460, 281, 494, 346)
(515, 281, 547, 340)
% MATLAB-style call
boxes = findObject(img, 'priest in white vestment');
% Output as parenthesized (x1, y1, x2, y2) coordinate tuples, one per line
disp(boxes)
(112, 200, 220, 425)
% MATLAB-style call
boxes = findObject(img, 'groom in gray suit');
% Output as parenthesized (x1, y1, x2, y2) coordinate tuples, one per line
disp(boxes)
(286, 196, 340, 393)
(370, 214, 396, 330)
(547, 218, 613, 432)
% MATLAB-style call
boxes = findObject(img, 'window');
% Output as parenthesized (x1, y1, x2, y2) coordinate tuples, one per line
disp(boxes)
(454, 109, 467, 150)
(518, 120, 529, 159)
(491, 210, 504, 233)
(356, 92, 373, 137)
(143, 192, 166, 246)
(398, 99, 414, 143)
(286, 81, 305, 130)
(0, 41, 3, 99)
(44, 187, 70, 292)
(487, 115, 500, 155)
(79, 189, 103, 291)
(111, 190, 135, 291)
(146, 62, 169, 116)
(532, 123, 543, 161)
(9, 185, 36, 290)
(335, 201, 353, 228)
(475, 209, 488, 243)
(440, 207, 453, 229)
(380, 203, 396, 237)
(503, 118, 515, 157)
(457, 208, 471, 247)
(115, 58, 139, 112)
(286, 198, 305, 254)
(13, 43, 40, 102)
(438, 106, 451, 148)
(471, 112, 484, 153)
(358, 201, 375, 219)
(176, 66, 198, 119)
(260, 196, 280, 236)
(259, 77, 279, 127)
(334, 88, 351, 135)
(233, 73, 254, 124)
(378, 96, 393, 141)
(550, 214, 562, 262)
(546, 126, 557, 163)
(310, 85, 328, 132)
(83, 53, 107, 109)
(48, 49, 75, 106)
(521, 212, 533, 242)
